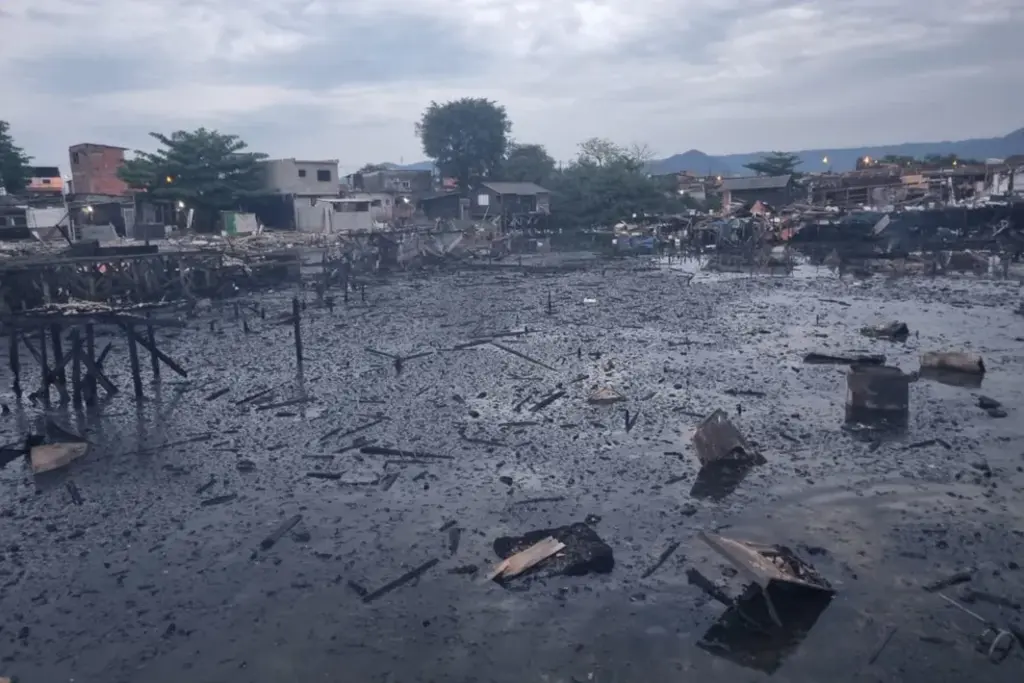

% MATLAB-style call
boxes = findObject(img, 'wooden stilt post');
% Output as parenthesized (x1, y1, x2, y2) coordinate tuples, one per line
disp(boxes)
(8, 324, 21, 399)
(146, 312, 160, 380)
(39, 328, 50, 405)
(126, 325, 143, 398)
(292, 296, 303, 371)
(71, 328, 82, 406)
(85, 324, 96, 405)
(49, 323, 65, 385)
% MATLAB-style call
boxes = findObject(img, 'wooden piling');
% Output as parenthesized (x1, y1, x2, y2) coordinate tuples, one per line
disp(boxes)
(84, 324, 96, 404)
(71, 328, 82, 406)
(8, 324, 21, 399)
(146, 313, 160, 380)
(39, 328, 50, 405)
(292, 296, 303, 370)
(49, 324, 65, 385)
(126, 325, 144, 398)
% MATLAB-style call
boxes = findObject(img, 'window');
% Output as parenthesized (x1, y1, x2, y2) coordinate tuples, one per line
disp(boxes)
(477, 194, 490, 206)
(317, 169, 332, 182)
(41, 178, 52, 184)
(298, 169, 307, 178)
(71, 152, 80, 165)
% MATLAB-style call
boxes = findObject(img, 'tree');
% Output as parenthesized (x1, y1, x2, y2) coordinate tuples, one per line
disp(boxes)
(0, 120, 32, 194)
(743, 151, 802, 177)
(358, 163, 392, 173)
(118, 129, 267, 226)
(416, 98, 510, 189)
(548, 139, 688, 229)
(496, 143, 556, 185)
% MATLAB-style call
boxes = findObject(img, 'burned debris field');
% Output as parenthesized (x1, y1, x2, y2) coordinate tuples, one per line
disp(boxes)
(3, 257, 1024, 682)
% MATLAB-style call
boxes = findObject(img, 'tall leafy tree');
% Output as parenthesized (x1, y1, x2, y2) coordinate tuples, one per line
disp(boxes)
(118, 129, 267, 215)
(743, 151, 802, 177)
(416, 98, 510, 189)
(0, 120, 32, 194)
(496, 143, 556, 185)
(549, 138, 690, 228)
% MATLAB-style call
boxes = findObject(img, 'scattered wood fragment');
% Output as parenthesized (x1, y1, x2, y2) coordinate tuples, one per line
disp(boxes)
(625, 409, 641, 433)
(819, 298, 851, 307)
(320, 418, 387, 443)
(454, 339, 492, 350)
(490, 341, 557, 372)
(530, 390, 566, 413)
(905, 438, 952, 451)
(923, 568, 975, 592)
(960, 587, 1022, 611)
(235, 387, 273, 405)
(448, 527, 462, 555)
(500, 421, 539, 428)
(30, 442, 88, 474)
(363, 558, 440, 603)
(448, 565, 479, 575)
(487, 536, 565, 581)
(868, 626, 898, 665)
(805, 352, 885, 366)
(200, 494, 237, 507)
(196, 476, 216, 494)
(509, 496, 565, 507)
(379, 472, 400, 491)
(360, 445, 453, 460)
(641, 541, 680, 579)
(439, 520, 457, 532)
(129, 433, 214, 456)
(921, 351, 984, 374)
(66, 481, 84, 505)
(307, 471, 343, 480)
(347, 580, 368, 598)
(255, 396, 314, 412)
(588, 386, 624, 404)
(725, 388, 766, 398)
(260, 514, 303, 550)
(204, 388, 230, 401)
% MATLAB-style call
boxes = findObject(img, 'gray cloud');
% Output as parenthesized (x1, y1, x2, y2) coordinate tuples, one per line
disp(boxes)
(1, 0, 1022, 171)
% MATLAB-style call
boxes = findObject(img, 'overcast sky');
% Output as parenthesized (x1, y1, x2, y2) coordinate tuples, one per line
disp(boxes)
(3, 0, 1022, 173)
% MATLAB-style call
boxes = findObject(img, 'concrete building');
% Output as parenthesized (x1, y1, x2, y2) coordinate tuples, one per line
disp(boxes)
(25, 166, 64, 196)
(262, 158, 339, 195)
(346, 169, 433, 197)
(69, 143, 130, 196)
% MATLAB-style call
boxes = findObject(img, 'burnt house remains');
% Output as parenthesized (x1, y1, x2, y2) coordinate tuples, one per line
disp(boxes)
(721, 175, 798, 211)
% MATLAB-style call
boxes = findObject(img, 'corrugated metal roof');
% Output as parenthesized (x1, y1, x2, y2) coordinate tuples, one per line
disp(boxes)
(721, 175, 792, 191)
(481, 181, 549, 195)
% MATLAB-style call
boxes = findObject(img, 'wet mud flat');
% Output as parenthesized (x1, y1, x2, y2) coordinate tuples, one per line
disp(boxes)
(2, 258, 1024, 682)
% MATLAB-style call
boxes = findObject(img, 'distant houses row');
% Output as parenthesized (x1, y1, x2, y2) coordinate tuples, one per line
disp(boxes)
(4, 144, 553, 235)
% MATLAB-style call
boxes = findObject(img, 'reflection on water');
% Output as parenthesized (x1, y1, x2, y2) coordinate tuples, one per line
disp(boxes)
(691, 460, 756, 501)
(698, 583, 834, 675)
(918, 367, 985, 389)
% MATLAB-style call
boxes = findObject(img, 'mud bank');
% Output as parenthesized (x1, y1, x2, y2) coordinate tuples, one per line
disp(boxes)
(2, 257, 1024, 682)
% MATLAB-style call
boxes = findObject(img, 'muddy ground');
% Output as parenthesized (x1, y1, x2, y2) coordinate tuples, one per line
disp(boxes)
(2, 255, 1024, 682)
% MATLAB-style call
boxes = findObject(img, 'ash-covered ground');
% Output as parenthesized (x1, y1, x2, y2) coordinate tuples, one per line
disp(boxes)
(2, 255, 1024, 682)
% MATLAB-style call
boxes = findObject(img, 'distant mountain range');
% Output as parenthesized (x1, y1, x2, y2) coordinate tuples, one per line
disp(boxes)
(390, 127, 1024, 177)
(648, 127, 1024, 176)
